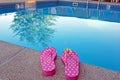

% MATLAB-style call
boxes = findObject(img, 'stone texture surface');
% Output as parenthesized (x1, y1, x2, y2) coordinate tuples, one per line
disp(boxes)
(0, 41, 120, 80)
(0, 0, 25, 3)
(0, 40, 25, 66)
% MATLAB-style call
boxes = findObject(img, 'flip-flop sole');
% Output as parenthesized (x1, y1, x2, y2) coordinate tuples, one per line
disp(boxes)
(42, 60, 56, 76)
(61, 49, 79, 80)
(40, 47, 56, 76)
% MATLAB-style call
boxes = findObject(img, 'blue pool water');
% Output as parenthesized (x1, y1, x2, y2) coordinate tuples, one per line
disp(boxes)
(0, 5, 120, 72)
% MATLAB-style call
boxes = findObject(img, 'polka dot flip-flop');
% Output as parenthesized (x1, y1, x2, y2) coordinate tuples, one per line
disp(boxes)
(40, 47, 56, 76)
(61, 48, 80, 80)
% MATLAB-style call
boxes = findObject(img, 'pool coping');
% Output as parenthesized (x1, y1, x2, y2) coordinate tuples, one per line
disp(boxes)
(0, 40, 120, 80)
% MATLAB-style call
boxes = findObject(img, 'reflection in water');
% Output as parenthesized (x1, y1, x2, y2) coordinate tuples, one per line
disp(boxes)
(10, 10, 57, 47)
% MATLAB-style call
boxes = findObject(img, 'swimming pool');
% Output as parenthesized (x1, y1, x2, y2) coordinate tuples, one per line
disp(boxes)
(0, 2, 120, 72)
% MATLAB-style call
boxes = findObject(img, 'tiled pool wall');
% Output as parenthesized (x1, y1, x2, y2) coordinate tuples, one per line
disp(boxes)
(31, 5, 119, 22)
(0, 0, 120, 22)
(0, 0, 58, 14)
(57, 0, 120, 22)
(0, 0, 120, 11)
(59, 1, 120, 11)
(0, 0, 58, 9)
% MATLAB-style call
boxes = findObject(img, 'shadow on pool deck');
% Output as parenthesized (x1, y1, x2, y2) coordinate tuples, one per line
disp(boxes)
(0, 40, 120, 80)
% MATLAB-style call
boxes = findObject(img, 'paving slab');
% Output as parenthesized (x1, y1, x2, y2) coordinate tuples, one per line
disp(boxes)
(0, 41, 120, 80)
(0, 0, 25, 3)
(0, 40, 25, 65)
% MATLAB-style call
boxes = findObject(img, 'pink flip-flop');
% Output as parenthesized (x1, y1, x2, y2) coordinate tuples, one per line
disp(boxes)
(61, 48, 80, 80)
(40, 47, 56, 76)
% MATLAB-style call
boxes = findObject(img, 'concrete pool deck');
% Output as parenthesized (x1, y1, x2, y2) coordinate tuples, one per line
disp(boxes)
(0, 40, 120, 80)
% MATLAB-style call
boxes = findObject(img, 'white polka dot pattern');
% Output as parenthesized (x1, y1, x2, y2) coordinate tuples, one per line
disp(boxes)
(61, 49, 79, 77)
(40, 47, 56, 72)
